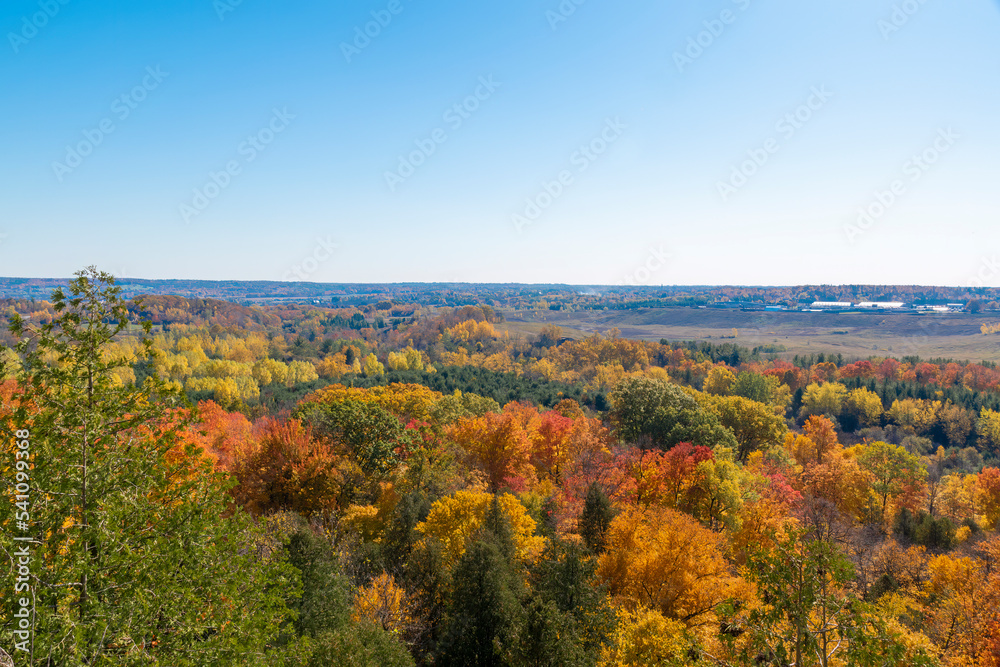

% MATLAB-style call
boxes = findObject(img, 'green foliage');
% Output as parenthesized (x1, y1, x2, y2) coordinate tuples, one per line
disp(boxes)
(724, 531, 937, 667)
(301, 398, 405, 477)
(431, 390, 501, 425)
(340, 367, 595, 410)
(609, 377, 738, 451)
(893, 508, 957, 550)
(857, 441, 928, 525)
(279, 519, 415, 667)
(1, 268, 297, 666)
(514, 595, 591, 667)
(731, 371, 778, 404)
(435, 538, 523, 666)
(300, 622, 415, 667)
(709, 394, 787, 463)
(284, 523, 352, 637)
(383, 491, 434, 571)
(527, 540, 615, 664)
(579, 483, 614, 554)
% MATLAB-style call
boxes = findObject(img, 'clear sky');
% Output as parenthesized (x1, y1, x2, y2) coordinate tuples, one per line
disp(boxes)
(1, 0, 998, 286)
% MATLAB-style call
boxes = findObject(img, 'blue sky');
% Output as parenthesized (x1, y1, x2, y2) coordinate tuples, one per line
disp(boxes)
(1, 0, 998, 286)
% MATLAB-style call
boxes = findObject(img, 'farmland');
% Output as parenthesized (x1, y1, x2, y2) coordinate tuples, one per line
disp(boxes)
(503, 307, 1000, 362)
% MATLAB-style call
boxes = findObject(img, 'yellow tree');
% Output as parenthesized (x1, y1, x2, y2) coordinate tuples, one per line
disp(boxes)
(352, 572, 415, 636)
(888, 399, 940, 435)
(598, 607, 699, 667)
(363, 352, 385, 377)
(802, 415, 840, 466)
(938, 402, 975, 448)
(799, 382, 847, 419)
(922, 553, 1000, 663)
(597, 505, 739, 628)
(978, 408, 1000, 456)
(286, 359, 319, 386)
(706, 394, 787, 463)
(414, 489, 545, 568)
(704, 366, 736, 396)
(844, 386, 884, 428)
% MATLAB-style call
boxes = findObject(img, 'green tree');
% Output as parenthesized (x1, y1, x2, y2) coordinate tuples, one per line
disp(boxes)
(435, 497, 525, 667)
(298, 398, 405, 478)
(856, 440, 927, 527)
(609, 377, 737, 451)
(281, 520, 414, 667)
(724, 531, 936, 667)
(0, 268, 296, 666)
(526, 540, 614, 665)
(731, 371, 776, 405)
(578, 483, 614, 554)
(707, 394, 787, 463)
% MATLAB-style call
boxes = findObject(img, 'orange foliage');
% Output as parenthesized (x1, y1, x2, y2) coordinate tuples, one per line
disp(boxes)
(597, 505, 739, 628)
(230, 417, 346, 516)
(187, 400, 253, 470)
(449, 411, 536, 493)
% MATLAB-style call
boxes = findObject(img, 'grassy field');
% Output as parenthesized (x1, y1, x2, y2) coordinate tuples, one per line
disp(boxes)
(499, 308, 1000, 363)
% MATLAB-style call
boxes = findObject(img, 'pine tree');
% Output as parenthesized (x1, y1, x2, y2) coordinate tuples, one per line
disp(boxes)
(579, 483, 613, 554)
(1, 268, 296, 666)
(435, 496, 524, 667)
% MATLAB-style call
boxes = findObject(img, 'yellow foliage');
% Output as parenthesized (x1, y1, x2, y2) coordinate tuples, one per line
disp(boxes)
(703, 366, 736, 396)
(286, 360, 319, 386)
(981, 322, 1000, 335)
(352, 573, 413, 635)
(342, 504, 381, 542)
(387, 346, 425, 372)
(252, 358, 288, 386)
(599, 607, 692, 667)
(844, 386, 884, 427)
(363, 353, 384, 377)
(800, 382, 848, 417)
(305, 382, 442, 422)
(873, 593, 940, 661)
(888, 398, 941, 434)
(925, 554, 977, 598)
(446, 319, 498, 343)
(415, 489, 545, 567)
(109, 366, 136, 387)
(0, 347, 20, 379)
(597, 505, 740, 628)
(315, 352, 349, 379)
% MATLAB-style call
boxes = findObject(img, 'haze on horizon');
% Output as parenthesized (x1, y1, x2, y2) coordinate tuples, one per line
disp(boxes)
(1, 0, 998, 287)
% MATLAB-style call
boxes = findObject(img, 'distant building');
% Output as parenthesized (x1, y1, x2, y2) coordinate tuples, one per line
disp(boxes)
(856, 301, 905, 309)
(810, 301, 852, 309)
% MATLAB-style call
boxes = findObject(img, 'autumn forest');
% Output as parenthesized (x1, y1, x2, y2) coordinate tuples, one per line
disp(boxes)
(5, 271, 1000, 666)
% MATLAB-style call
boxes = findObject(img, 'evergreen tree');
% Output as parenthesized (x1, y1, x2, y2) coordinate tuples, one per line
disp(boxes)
(1, 268, 296, 666)
(579, 483, 613, 554)
(525, 540, 615, 665)
(435, 496, 524, 667)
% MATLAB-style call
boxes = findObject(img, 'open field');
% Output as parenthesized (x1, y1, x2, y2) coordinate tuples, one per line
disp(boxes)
(500, 308, 1000, 362)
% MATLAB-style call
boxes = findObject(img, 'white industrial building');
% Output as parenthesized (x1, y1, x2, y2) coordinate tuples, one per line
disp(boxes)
(855, 301, 905, 309)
